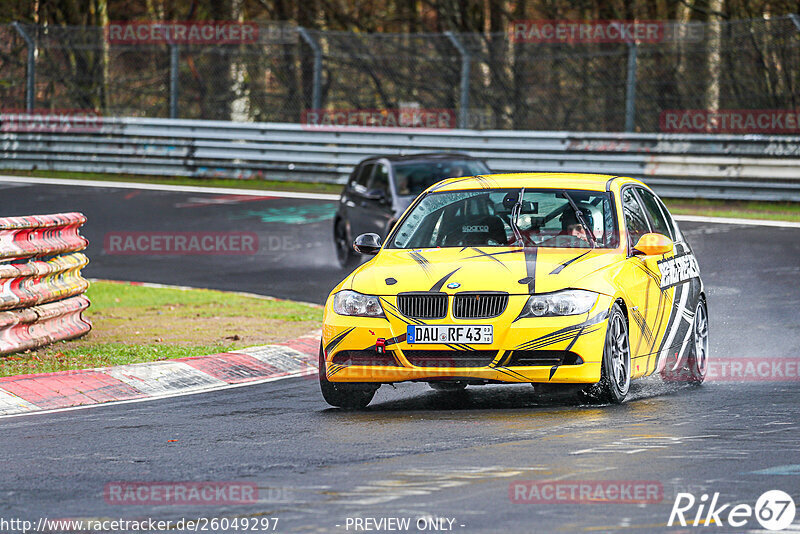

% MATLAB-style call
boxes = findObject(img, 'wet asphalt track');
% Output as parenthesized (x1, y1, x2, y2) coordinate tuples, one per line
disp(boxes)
(1, 180, 799, 533)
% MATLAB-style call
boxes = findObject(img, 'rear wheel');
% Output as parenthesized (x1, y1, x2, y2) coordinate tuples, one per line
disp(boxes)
(686, 298, 709, 383)
(318, 344, 378, 408)
(593, 303, 631, 403)
(334, 219, 357, 269)
(660, 298, 708, 384)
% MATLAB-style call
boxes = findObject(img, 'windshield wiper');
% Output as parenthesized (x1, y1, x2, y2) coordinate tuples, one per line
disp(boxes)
(561, 190, 597, 248)
(509, 187, 525, 245)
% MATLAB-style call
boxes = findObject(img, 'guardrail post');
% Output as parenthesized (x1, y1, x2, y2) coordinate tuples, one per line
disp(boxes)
(12, 22, 36, 111)
(169, 44, 179, 118)
(445, 32, 471, 130)
(790, 14, 800, 31)
(624, 42, 638, 132)
(298, 27, 322, 111)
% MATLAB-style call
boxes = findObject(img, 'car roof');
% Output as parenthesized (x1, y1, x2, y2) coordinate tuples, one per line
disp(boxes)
(362, 152, 482, 164)
(429, 172, 645, 193)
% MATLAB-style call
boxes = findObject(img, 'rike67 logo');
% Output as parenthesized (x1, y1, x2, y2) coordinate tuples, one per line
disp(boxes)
(669, 490, 796, 530)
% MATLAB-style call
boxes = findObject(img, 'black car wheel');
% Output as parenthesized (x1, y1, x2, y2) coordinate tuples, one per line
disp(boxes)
(591, 303, 631, 404)
(318, 343, 378, 409)
(686, 298, 709, 383)
(660, 297, 708, 384)
(334, 219, 358, 269)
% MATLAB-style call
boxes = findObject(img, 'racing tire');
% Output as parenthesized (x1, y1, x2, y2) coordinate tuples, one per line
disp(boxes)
(660, 298, 708, 384)
(428, 382, 467, 391)
(685, 298, 709, 384)
(318, 344, 378, 409)
(334, 219, 358, 269)
(592, 303, 631, 404)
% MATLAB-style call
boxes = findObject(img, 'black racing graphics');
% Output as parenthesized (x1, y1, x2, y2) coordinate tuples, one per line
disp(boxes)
(658, 252, 700, 289)
(653, 242, 702, 371)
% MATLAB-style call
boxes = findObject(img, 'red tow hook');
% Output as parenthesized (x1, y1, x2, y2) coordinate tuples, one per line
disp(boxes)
(376, 338, 386, 354)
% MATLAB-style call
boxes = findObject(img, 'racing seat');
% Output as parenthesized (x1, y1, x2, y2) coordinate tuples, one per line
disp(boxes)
(443, 215, 508, 246)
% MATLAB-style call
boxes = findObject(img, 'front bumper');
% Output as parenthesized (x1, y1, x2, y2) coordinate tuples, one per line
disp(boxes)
(322, 294, 612, 384)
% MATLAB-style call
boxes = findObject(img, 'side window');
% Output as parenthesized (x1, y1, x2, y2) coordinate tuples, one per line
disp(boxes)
(351, 163, 375, 193)
(347, 167, 359, 188)
(656, 194, 683, 242)
(367, 164, 391, 199)
(636, 187, 673, 240)
(621, 188, 651, 247)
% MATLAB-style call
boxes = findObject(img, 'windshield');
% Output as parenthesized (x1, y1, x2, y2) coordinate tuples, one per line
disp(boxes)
(388, 188, 619, 249)
(394, 159, 490, 196)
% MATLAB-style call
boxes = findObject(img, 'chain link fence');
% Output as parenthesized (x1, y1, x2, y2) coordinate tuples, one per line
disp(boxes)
(1, 16, 798, 132)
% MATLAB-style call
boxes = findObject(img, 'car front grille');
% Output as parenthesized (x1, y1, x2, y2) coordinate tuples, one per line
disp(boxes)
(403, 350, 498, 368)
(452, 292, 508, 319)
(397, 292, 447, 319)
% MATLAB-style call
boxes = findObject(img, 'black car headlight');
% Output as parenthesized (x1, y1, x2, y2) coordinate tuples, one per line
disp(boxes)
(333, 290, 385, 317)
(519, 289, 598, 318)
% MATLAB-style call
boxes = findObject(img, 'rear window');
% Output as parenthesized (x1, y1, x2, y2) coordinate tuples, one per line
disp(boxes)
(394, 159, 490, 196)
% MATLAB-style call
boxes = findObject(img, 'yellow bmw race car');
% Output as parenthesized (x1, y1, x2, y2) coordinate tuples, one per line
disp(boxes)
(319, 173, 708, 408)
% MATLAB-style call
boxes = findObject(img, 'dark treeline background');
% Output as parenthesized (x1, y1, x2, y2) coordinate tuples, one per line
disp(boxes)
(2, 0, 800, 31)
(1, 1, 799, 131)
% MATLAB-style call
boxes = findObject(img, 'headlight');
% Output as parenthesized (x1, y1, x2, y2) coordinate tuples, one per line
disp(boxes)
(333, 290, 385, 317)
(519, 289, 598, 318)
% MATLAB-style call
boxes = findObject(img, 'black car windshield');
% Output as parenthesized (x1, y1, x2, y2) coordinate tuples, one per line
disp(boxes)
(394, 159, 490, 196)
(388, 188, 619, 249)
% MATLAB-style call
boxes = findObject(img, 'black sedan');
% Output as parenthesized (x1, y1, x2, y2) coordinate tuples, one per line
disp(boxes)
(333, 153, 491, 268)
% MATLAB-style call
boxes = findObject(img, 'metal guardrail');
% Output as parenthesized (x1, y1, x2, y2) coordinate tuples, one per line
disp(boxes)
(2, 117, 800, 201)
(0, 212, 91, 355)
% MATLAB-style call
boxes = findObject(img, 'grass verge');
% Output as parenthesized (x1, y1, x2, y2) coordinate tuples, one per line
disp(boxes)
(663, 198, 800, 223)
(0, 280, 322, 378)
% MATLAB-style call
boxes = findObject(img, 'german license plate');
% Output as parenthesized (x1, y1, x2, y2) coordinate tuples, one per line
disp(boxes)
(406, 325, 493, 344)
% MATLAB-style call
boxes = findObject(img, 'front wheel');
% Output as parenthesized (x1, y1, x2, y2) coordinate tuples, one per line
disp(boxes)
(592, 303, 631, 404)
(334, 219, 358, 269)
(318, 344, 377, 408)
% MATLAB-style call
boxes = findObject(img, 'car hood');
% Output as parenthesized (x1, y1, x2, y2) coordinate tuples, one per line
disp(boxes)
(349, 246, 623, 295)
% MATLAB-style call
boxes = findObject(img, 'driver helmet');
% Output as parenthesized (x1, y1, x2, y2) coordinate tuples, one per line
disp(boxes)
(560, 204, 595, 232)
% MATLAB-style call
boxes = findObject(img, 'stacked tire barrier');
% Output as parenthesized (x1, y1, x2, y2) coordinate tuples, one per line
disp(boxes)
(0, 212, 91, 355)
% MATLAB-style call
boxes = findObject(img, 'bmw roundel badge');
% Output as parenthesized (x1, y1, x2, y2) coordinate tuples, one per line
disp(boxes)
(447, 282, 461, 289)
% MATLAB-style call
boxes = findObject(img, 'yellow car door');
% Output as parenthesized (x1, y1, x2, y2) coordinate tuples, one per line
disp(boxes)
(618, 186, 676, 377)
(635, 186, 702, 377)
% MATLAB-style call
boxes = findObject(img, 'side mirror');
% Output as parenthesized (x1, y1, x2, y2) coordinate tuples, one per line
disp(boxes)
(362, 189, 387, 202)
(353, 233, 382, 255)
(632, 233, 674, 256)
